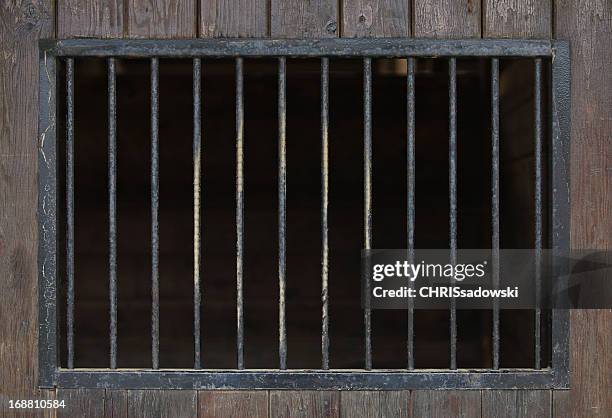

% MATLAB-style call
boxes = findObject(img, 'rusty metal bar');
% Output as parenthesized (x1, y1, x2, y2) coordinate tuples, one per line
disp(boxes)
(66, 57, 75, 369)
(236, 57, 245, 370)
(491, 58, 500, 371)
(151, 57, 160, 370)
(278, 57, 287, 370)
(407, 57, 415, 370)
(321, 57, 330, 370)
(448, 57, 457, 370)
(534, 58, 543, 370)
(108, 57, 118, 370)
(363, 57, 372, 370)
(193, 58, 202, 369)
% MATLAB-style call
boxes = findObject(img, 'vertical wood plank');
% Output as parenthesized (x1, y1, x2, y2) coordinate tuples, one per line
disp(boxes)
(341, 0, 410, 37)
(555, 2, 611, 415)
(127, 0, 197, 38)
(199, 391, 268, 418)
(483, 0, 551, 38)
(413, 0, 481, 38)
(482, 390, 551, 418)
(58, 0, 124, 38)
(106, 390, 128, 418)
(271, 0, 339, 38)
(56, 389, 105, 418)
(412, 391, 481, 418)
(128, 390, 197, 418)
(341, 391, 410, 418)
(0, 0, 54, 416)
(270, 391, 340, 418)
(200, 0, 268, 37)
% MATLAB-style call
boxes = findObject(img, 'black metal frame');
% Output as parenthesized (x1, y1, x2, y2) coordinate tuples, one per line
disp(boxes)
(38, 38, 570, 390)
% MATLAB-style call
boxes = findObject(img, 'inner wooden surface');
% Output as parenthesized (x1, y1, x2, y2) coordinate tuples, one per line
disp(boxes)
(56, 57, 548, 370)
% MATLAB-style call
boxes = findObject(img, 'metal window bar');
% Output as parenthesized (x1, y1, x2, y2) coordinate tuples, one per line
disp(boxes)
(406, 57, 415, 370)
(65, 57, 75, 370)
(235, 57, 245, 370)
(534, 58, 543, 370)
(491, 58, 501, 370)
(38, 39, 570, 390)
(108, 57, 118, 370)
(448, 57, 458, 371)
(193, 57, 202, 369)
(151, 57, 160, 370)
(278, 57, 287, 370)
(321, 57, 330, 371)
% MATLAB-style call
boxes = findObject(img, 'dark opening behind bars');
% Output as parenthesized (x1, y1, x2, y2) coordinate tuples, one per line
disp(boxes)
(39, 39, 570, 390)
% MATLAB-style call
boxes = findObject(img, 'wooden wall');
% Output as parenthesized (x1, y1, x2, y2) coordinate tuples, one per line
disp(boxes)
(1, 0, 609, 416)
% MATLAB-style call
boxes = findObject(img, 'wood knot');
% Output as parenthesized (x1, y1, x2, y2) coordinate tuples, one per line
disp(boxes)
(325, 20, 337, 34)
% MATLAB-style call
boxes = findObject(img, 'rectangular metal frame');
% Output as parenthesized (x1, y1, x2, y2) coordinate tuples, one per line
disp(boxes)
(38, 38, 570, 390)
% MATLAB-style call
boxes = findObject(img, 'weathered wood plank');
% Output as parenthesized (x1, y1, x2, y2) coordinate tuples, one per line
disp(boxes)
(56, 389, 105, 417)
(411, 391, 481, 418)
(483, 0, 551, 38)
(58, 0, 124, 38)
(200, 0, 268, 37)
(0, 0, 54, 416)
(341, 391, 409, 418)
(482, 390, 551, 417)
(555, 3, 612, 415)
(271, 0, 339, 38)
(270, 391, 340, 418)
(127, 0, 197, 38)
(128, 390, 197, 418)
(199, 391, 268, 418)
(413, 0, 481, 38)
(555, 1, 611, 417)
(106, 390, 128, 418)
(341, 0, 410, 37)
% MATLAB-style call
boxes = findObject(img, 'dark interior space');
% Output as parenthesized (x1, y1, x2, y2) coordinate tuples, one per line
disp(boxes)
(56, 57, 550, 370)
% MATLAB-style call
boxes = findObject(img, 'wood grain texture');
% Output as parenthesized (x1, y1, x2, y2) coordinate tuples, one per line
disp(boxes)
(341, 391, 409, 417)
(0, 0, 54, 416)
(128, 390, 197, 417)
(482, 390, 551, 417)
(413, 0, 481, 38)
(411, 391, 481, 418)
(271, 0, 339, 38)
(555, 1, 611, 417)
(58, 0, 124, 38)
(127, 0, 197, 38)
(106, 390, 128, 418)
(199, 391, 268, 418)
(200, 0, 268, 37)
(56, 389, 105, 417)
(270, 391, 340, 418)
(483, 0, 551, 38)
(341, 0, 410, 37)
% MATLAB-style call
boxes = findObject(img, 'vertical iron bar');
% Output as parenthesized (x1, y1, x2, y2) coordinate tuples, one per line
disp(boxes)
(448, 57, 457, 370)
(236, 57, 245, 370)
(151, 57, 160, 370)
(108, 57, 118, 370)
(407, 57, 415, 370)
(108, 58, 117, 369)
(321, 57, 330, 371)
(491, 58, 501, 370)
(193, 58, 202, 369)
(66, 58, 75, 369)
(534, 58, 542, 370)
(363, 57, 372, 370)
(278, 57, 287, 370)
